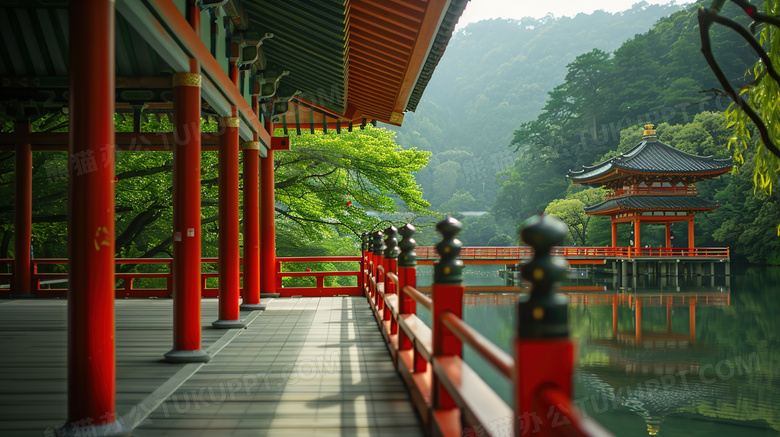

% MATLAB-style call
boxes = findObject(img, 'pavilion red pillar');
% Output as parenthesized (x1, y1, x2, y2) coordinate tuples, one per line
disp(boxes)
(63, 1, 129, 435)
(164, 0, 209, 363)
(260, 120, 276, 295)
(610, 220, 617, 248)
(634, 219, 641, 249)
(241, 135, 263, 310)
(241, 91, 263, 310)
(687, 215, 695, 252)
(213, 114, 245, 328)
(13, 122, 32, 297)
(165, 71, 210, 362)
(666, 222, 672, 249)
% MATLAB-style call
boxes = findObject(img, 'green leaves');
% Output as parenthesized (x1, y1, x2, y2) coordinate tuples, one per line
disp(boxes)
(275, 126, 432, 239)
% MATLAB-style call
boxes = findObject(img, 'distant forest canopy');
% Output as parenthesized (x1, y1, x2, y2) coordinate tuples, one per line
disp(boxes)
(388, 1, 686, 211)
(394, 0, 780, 264)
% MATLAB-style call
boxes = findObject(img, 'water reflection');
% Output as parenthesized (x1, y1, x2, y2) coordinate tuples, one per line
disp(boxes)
(416, 265, 780, 436)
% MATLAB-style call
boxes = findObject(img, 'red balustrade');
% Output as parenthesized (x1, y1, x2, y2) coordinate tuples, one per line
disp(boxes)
(0, 256, 363, 298)
(362, 225, 612, 437)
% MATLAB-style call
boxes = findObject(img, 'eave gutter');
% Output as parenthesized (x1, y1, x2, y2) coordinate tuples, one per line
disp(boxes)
(117, 0, 270, 152)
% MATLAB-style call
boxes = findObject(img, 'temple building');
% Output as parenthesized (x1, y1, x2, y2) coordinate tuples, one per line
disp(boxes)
(568, 125, 733, 252)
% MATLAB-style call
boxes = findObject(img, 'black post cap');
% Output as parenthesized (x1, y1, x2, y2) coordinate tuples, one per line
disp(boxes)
(398, 224, 417, 267)
(384, 226, 400, 259)
(517, 214, 570, 338)
(372, 231, 385, 256)
(434, 216, 464, 284)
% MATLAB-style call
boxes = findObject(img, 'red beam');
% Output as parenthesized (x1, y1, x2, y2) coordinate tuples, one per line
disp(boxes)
(0, 132, 223, 151)
(65, 0, 128, 434)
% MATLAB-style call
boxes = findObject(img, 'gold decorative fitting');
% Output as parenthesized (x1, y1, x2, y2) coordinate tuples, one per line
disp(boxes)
(219, 117, 240, 128)
(172, 73, 202, 88)
(389, 112, 404, 124)
(643, 124, 657, 136)
(243, 141, 260, 150)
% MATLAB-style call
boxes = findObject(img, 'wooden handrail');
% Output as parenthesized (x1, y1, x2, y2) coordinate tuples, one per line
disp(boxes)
(440, 311, 514, 379)
(402, 285, 432, 311)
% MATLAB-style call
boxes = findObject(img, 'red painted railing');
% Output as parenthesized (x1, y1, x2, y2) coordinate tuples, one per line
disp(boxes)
(606, 185, 697, 199)
(363, 247, 612, 437)
(415, 246, 730, 260)
(0, 256, 363, 298)
(276, 256, 362, 297)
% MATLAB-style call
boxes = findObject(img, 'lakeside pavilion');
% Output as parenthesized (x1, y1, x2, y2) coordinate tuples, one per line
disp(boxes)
(568, 125, 733, 251)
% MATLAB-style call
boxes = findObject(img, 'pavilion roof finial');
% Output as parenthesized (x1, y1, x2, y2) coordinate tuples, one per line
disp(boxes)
(643, 124, 657, 141)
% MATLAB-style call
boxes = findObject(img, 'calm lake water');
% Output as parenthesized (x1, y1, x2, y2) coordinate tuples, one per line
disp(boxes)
(415, 263, 780, 436)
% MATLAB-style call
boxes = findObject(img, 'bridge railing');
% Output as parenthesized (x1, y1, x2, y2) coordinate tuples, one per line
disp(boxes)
(415, 245, 730, 259)
(362, 219, 613, 437)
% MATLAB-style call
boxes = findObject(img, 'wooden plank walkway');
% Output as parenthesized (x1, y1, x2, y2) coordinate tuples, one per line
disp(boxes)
(0, 297, 422, 437)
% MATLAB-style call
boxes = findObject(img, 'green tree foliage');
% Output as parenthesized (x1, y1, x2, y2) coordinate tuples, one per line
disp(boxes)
(724, 0, 780, 197)
(0, 121, 431, 270)
(274, 126, 431, 238)
(544, 188, 607, 246)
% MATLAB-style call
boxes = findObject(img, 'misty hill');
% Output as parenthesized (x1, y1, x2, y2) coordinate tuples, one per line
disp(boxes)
(388, 2, 685, 209)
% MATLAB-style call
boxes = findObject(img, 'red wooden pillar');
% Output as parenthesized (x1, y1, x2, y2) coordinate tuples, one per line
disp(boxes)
(13, 122, 32, 297)
(610, 219, 617, 248)
(213, 115, 245, 328)
(665, 222, 672, 249)
(360, 233, 369, 296)
(241, 93, 263, 310)
(260, 120, 276, 295)
(634, 218, 641, 250)
(63, 1, 129, 435)
(241, 139, 263, 310)
(687, 215, 695, 253)
(165, 1, 209, 362)
(165, 70, 210, 362)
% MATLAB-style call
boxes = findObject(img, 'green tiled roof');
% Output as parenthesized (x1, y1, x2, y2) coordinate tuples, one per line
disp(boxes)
(569, 137, 733, 184)
(585, 195, 720, 214)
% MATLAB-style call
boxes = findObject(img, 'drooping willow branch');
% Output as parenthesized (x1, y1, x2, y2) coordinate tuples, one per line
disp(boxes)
(698, 0, 780, 158)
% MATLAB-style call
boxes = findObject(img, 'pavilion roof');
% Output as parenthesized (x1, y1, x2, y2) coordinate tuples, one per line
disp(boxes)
(568, 131, 733, 186)
(0, 0, 467, 130)
(584, 195, 720, 216)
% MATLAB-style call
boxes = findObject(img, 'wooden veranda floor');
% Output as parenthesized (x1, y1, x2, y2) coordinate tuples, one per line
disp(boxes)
(0, 297, 422, 437)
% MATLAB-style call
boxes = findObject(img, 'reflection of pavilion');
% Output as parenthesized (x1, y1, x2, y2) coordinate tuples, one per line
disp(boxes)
(572, 291, 731, 435)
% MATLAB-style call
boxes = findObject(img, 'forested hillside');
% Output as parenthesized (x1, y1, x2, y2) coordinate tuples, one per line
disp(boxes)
(485, 1, 778, 263)
(391, 0, 779, 263)
(389, 2, 684, 211)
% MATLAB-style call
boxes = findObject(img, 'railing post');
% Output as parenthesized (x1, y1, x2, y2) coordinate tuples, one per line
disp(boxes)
(398, 224, 417, 318)
(383, 226, 400, 331)
(361, 232, 369, 295)
(432, 216, 464, 411)
(372, 231, 385, 305)
(514, 215, 574, 436)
